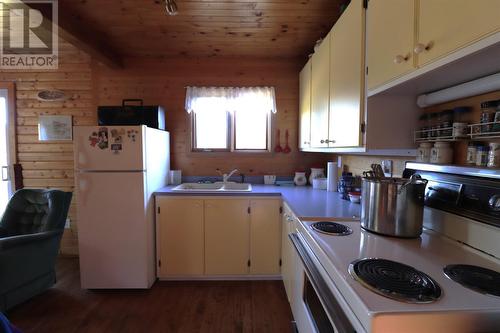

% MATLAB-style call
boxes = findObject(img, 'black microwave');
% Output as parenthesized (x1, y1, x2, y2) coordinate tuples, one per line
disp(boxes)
(98, 99, 166, 130)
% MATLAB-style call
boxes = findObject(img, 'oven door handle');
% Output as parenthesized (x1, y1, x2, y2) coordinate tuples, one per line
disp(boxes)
(289, 233, 356, 333)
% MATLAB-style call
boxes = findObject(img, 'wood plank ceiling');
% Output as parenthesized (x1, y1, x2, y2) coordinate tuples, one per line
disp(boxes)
(59, 0, 344, 59)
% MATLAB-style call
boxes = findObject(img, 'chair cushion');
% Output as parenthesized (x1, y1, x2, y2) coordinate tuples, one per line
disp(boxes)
(0, 189, 72, 237)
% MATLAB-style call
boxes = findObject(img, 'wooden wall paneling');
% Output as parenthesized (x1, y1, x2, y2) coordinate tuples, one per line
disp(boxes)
(95, 57, 331, 176)
(4, 41, 94, 255)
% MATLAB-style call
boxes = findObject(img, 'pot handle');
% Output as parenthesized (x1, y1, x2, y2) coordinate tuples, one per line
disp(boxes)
(398, 174, 428, 195)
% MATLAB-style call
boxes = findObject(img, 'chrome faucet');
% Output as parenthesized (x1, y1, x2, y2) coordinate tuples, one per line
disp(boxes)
(217, 168, 239, 183)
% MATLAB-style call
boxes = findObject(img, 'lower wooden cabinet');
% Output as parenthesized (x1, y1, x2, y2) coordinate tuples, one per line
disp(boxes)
(156, 196, 282, 278)
(249, 199, 282, 275)
(205, 199, 250, 275)
(156, 197, 204, 277)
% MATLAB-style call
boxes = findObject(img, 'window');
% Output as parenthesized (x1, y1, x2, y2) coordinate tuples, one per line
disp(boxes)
(186, 87, 276, 152)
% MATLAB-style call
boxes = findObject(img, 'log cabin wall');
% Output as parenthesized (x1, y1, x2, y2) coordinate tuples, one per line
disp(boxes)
(0, 41, 94, 255)
(94, 57, 332, 176)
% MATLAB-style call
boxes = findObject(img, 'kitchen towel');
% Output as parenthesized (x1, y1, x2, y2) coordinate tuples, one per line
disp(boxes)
(327, 162, 338, 192)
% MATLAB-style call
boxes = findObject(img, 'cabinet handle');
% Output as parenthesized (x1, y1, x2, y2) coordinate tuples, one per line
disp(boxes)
(414, 42, 433, 54)
(393, 54, 409, 64)
(303, 141, 310, 145)
(321, 139, 335, 144)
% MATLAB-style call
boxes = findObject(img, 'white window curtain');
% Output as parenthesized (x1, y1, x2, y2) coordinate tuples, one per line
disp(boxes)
(185, 86, 277, 114)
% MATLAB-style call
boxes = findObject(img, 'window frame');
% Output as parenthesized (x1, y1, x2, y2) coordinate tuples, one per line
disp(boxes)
(190, 110, 273, 153)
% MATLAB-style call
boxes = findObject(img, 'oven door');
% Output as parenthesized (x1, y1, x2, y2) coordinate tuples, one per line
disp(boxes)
(290, 232, 357, 333)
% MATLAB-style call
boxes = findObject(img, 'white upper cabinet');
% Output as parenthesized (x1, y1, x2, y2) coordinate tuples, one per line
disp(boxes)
(417, 0, 500, 66)
(328, 0, 365, 147)
(310, 32, 331, 148)
(299, 59, 312, 149)
(367, 0, 415, 91)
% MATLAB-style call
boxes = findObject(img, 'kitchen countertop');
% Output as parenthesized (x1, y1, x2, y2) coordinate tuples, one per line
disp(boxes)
(155, 185, 361, 219)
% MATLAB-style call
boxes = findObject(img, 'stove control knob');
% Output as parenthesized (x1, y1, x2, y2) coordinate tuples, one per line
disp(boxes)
(489, 195, 500, 211)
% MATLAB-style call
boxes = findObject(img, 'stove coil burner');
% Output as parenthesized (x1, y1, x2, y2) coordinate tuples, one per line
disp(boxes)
(444, 264, 500, 297)
(349, 258, 442, 303)
(311, 222, 353, 236)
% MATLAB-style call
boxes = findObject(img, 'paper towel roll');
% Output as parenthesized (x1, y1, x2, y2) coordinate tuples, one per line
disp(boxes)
(327, 162, 338, 192)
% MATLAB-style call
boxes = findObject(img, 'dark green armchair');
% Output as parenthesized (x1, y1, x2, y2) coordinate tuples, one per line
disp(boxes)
(0, 189, 72, 311)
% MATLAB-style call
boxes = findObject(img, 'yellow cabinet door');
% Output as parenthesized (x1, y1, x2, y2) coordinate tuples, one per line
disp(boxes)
(417, 0, 500, 66)
(249, 199, 282, 275)
(367, 0, 415, 90)
(310, 32, 331, 147)
(329, 0, 365, 147)
(156, 197, 204, 277)
(204, 199, 250, 275)
(299, 59, 312, 149)
(281, 204, 296, 302)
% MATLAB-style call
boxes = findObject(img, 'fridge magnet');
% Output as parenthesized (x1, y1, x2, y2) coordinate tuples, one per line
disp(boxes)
(38, 115, 72, 141)
(98, 127, 109, 149)
(114, 135, 122, 143)
(111, 128, 125, 138)
(127, 129, 138, 142)
(111, 143, 122, 154)
(88, 132, 99, 147)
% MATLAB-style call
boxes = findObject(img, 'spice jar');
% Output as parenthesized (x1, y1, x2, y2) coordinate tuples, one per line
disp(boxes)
(439, 110, 453, 137)
(418, 114, 429, 139)
(430, 142, 453, 164)
(428, 113, 439, 138)
(487, 142, 500, 168)
(452, 106, 471, 138)
(466, 142, 478, 165)
(480, 100, 497, 133)
(493, 102, 500, 133)
(475, 145, 489, 166)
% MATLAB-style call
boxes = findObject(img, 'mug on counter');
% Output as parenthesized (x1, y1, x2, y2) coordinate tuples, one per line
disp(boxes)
(264, 175, 276, 185)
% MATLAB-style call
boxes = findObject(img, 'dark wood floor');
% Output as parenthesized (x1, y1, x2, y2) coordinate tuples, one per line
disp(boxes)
(7, 258, 294, 333)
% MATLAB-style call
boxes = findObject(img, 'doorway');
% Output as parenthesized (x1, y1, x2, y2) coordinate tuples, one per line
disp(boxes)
(0, 84, 15, 216)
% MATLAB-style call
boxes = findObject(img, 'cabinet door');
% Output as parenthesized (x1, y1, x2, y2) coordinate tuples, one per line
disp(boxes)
(157, 198, 204, 277)
(310, 32, 331, 147)
(367, 0, 415, 90)
(418, 0, 500, 66)
(205, 199, 250, 275)
(281, 204, 296, 303)
(329, 0, 365, 147)
(299, 59, 312, 149)
(249, 199, 282, 275)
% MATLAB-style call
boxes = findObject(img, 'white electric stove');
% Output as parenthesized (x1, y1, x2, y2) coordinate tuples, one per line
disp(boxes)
(290, 163, 500, 333)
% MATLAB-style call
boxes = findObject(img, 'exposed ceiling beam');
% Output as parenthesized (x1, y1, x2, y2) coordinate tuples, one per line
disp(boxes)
(25, 1, 124, 69)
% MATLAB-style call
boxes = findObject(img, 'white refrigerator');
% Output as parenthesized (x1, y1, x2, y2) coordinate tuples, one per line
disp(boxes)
(74, 125, 170, 289)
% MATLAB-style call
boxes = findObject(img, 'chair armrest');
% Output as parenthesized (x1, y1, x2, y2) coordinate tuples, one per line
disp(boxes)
(0, 230, 63, 251)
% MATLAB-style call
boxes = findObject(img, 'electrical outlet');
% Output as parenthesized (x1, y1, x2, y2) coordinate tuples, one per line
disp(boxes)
(381, 160, 393, 177)
(65, 218, 71, 229)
